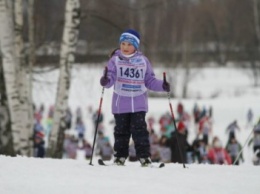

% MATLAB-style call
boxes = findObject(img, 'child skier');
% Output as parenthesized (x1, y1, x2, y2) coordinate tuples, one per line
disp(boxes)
(100, 29, 170, 166)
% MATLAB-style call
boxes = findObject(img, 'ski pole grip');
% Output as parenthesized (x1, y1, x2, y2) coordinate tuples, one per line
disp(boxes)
(163, 72, 166, 83)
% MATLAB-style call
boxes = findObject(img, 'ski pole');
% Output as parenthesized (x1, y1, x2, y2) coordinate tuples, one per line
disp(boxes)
(164, 72, 186, 168)
(89, 67, 107, 165)
(233, 127, 254, 165)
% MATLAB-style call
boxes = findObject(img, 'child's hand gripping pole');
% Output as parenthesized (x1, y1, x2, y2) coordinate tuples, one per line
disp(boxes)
(100, 66, 109, 86)
(162, 72, 170, 92)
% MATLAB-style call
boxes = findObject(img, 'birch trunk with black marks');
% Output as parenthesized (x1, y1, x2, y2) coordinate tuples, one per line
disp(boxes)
(0, 0, 21, 154)
(0, 61, 15, 156)
(14, 0, 34, 156)
(48, 0, 80, 158)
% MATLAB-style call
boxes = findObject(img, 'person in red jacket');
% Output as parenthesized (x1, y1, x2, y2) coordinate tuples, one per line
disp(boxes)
(207, 137, 232, 165)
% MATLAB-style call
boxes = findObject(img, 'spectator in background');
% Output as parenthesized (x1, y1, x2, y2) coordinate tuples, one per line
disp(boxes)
(65, 107, 73, 130)
(100, 141, 113, 161)
(48, 105, 54, 118)
(159, 136, 171, 163)
(96, 131, 109, 156)
(64, 135, 78, 159)
(159, 112, 172, 136)
(82, 140, 92, 160)
(226, 120, 241, 141)
(191, 138, 201, 163)
(33, 119, 45, 147)
(199, 106, 207, 120)
(207, 137, 232, 165)
(248, 118, 260, 165)
(149, 129, 161, 162)
(63, 133, 71, 158)
(179, 111, 191, 138)
(34, 104, 45, 123)
(167, 127, 190, 164)
(75, 118, 86, 140)
(149, 129, 159, 145)
(225, 137, 244, 165)
(147, 115, 155, 132)
(33, 119, 44, 133)
(44, 112, 53, 141)
(34, 131, 45, 158)
(193, 103, 201, 124)
(177, 120, 188, 140)
(197, 140, 209, 164)
(177, 102, 184, 120)
(42, 105, 54, 143)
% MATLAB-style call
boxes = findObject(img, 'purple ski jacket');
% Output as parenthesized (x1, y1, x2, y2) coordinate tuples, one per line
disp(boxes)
(101, 50, 165, 114)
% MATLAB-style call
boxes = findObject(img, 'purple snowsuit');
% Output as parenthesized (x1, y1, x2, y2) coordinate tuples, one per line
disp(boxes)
(102, 50, 165, 114)
(100, 50, 167, 159)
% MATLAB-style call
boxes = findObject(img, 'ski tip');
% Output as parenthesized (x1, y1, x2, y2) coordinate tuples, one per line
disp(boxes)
(159, 163, 165, 168)
(98, 159, 106, 166)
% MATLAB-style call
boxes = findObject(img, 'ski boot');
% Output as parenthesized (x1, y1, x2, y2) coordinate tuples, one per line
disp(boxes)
(139, 158, 152, 167)
(114, 157, 126, 166)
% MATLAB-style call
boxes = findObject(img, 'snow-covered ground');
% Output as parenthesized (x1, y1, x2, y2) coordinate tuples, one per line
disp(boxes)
(0, 155, 259, 194)
(1, 65, 260, 194)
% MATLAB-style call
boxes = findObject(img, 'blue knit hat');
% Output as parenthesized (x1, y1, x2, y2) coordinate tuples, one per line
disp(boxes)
(119, 29, 140, 49)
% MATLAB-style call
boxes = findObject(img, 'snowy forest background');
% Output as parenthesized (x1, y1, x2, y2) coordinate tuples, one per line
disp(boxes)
(1, 0, 260, 160)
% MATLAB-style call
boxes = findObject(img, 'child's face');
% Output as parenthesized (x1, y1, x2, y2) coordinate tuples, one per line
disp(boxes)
(120, 41, 135, 55)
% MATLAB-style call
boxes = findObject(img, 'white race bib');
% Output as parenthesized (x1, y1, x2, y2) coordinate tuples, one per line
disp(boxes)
(114, 56, 147, 97)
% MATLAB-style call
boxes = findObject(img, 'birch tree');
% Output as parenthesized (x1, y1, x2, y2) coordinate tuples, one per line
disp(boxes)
(0, 0, 21, 154)
(14, 0, 34, 156)
(48, 0, 81, 158)
(0, 61, 15, 155)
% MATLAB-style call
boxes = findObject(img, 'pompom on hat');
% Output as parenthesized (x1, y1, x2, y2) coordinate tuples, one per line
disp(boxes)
(119, 29, 140, 49)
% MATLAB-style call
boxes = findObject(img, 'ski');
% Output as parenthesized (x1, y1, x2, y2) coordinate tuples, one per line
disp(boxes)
(98, 159, 165, 168)
(98, 159, 109, 166)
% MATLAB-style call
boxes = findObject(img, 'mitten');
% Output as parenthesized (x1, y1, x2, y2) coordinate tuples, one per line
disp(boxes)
(100, 76, 109, 86)
(162, 81, 170, 92)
